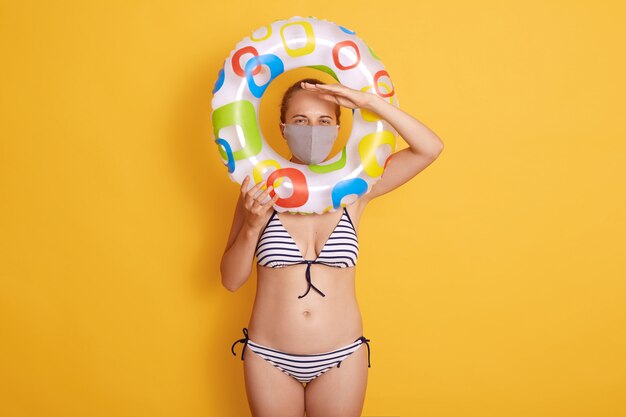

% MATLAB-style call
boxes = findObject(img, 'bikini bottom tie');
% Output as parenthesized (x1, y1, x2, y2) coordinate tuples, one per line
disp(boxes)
(230, 327, 249, 360)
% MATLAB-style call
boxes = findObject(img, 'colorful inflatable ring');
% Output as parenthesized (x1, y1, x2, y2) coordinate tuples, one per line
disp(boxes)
(211, 16, 398, 214)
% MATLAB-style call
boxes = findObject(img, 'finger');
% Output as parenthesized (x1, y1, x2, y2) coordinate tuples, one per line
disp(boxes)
(256, 187, 273, 206)
(303, 82, 345, 93)
(260, 187, 279, 204)
(318, 93, 340, 104)
(240, 175, 250, 193)
(256, 185, 273, 202)
(313, 86, 353, 101)
(254, 182, 272, 202)
(301, 81, 321, 89)
(244, 181, 264, 204)
(247, 179, 264, 195)
(244, 178, 262, 195)
(313, 83, 343, 91)
(262, 191, 281, 206)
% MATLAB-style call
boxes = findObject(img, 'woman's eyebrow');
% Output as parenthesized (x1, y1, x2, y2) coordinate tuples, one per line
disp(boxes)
(291, 114, 333, 118)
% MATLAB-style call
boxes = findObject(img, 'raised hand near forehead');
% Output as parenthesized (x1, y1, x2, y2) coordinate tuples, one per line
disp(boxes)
(300, 81, 375, 110)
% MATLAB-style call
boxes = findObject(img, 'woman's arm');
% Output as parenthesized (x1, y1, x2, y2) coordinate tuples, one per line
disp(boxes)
(301, 82, 445, 203)
(220, 194, 256, 292)
(360, 95, 444, 202)
(220, 178, 278, 292)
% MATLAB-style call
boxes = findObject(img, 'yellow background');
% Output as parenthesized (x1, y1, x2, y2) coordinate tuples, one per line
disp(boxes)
(1, 1, 625, 416)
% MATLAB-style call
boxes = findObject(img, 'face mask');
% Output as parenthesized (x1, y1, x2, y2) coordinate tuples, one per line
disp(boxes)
(281, 123, 340, 165)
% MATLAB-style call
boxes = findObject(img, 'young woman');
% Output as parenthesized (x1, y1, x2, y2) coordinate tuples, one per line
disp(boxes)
(223, 78, 444, 417)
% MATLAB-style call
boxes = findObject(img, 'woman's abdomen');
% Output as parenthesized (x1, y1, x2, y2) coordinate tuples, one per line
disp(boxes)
(248, 264, 363, 354)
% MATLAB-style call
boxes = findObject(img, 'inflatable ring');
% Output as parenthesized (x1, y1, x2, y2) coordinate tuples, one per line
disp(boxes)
(211, 16, 398, 214)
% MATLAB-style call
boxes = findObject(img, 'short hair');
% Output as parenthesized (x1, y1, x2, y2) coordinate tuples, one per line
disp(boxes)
(279, 78, 341, 124)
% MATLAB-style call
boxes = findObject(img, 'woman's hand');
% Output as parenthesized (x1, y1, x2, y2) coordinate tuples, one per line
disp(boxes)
(240, 175, 279, 231)
(301, 81, 378, 110)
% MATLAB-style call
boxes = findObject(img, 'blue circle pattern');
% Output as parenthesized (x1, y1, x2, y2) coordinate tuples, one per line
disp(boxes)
(244, 54, 285, 98)
(339, 26, 356, 35)
(213, 67, 225, 94)
(215, 138, 235, 173)
(331, 178, 368, 209)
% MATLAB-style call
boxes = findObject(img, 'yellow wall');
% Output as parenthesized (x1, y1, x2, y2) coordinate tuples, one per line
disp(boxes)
(1, 1, 625, 416)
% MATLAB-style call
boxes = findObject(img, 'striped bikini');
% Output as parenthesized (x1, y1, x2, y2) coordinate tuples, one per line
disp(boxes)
(231, 327, 371, 384)
(230, 206, 371, 385)
(255, 206, 359, 299)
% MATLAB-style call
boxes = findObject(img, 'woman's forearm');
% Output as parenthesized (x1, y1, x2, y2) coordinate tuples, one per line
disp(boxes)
(220, 223, 260, 292)
(365, 95, 444, 156)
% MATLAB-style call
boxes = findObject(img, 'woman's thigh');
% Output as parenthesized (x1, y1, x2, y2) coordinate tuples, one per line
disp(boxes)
(243, 347, 306, 417)
(304, 344, 369, 417)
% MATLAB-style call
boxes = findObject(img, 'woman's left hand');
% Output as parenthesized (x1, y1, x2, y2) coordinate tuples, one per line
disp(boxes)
(301, 81, 378, 110)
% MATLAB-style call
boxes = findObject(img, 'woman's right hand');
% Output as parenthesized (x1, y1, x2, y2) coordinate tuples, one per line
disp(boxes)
(240, 175, 280, 232)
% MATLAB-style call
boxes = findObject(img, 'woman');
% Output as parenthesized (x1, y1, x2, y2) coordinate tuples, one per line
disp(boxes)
(223, 78, 444, 417)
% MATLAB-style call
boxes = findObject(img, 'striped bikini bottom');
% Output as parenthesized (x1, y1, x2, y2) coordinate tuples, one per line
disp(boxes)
(230, 327, 371, 384)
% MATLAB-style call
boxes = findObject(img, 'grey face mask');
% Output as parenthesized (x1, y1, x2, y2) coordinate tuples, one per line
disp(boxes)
(280, 123, 340, 165)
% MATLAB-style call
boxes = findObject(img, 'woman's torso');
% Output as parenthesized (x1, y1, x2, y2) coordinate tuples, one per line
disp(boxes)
(248, 199, 367, 354)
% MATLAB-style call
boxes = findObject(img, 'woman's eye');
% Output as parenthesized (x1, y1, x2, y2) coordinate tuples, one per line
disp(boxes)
(295, 119, 306, 124)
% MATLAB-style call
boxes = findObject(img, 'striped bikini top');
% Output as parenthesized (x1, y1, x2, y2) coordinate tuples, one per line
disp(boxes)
(254, 207, 359, 299)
